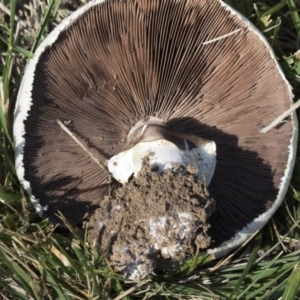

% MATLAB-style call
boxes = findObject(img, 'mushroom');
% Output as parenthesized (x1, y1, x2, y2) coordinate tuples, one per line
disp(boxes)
(14, 0, 297, 276)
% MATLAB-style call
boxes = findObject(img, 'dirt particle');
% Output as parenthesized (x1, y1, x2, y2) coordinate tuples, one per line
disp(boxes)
(88, 158, 215, 280)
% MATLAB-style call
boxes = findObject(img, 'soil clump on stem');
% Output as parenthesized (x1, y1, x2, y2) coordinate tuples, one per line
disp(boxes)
(88, 159, 215, 280)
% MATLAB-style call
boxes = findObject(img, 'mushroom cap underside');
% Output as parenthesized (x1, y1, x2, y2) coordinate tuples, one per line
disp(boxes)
(14, 0, 297, 252)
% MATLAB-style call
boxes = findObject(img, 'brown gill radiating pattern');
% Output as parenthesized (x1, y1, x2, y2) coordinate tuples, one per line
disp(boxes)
(23, 0, 293, 245)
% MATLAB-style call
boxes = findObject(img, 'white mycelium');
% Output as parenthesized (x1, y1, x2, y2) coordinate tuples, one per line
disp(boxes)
(149, 212, 194, 258)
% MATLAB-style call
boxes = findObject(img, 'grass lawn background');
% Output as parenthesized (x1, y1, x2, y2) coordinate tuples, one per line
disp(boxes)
(1, 0, 300, 299)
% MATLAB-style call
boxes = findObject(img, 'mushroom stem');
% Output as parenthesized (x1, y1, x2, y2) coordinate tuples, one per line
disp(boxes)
(108, 118, 217, 185)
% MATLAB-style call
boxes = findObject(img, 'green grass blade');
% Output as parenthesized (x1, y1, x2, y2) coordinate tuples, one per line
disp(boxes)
(230, 233, 262, 299)
(262, 278, 287, 300)
(286, 0, 300, 38)
(244, 267, 293, 300)
(0, 35, 33, 58)
(72, 243, 102, 297)
(165, 282, 220, 299)
(0, 248, 34, 298)
(241, 1, 250, 17)
(165, 254, 214, 277)
(31, 0, 56, 53)
(263, 20, 281, 33)
(112, 279, 131, 300)
(0, 187, 21, 203)
(72, 243, 88, 265)
(271, 17, 281, 47)
(0, 139, 16, 176)
(0, 110, 12, 147)
(234, 257, 295, 299)
(51, 237, 85, 279)
(262, 1, 287, 17)
(39, 265, 69, 300)
(52, 0, 62, 18)
(282, 263, 300, 300)
(0, 0, 15, 145)
(2, 0, 16, 103)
